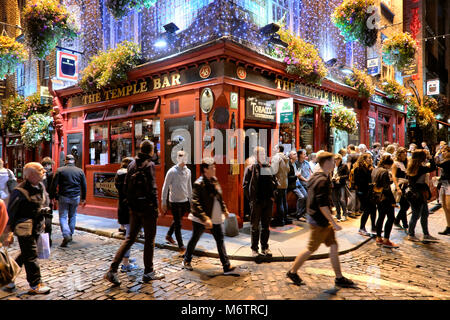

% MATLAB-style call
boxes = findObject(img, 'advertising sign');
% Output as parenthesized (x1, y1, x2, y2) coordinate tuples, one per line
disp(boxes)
(276, 98, 294, 123)
(93, 173, 118, 199)
(427, 79, 440, 95)
(367, 58, 379, 76)
(245, 91, 277, 122)
(56, 50, 78, 82)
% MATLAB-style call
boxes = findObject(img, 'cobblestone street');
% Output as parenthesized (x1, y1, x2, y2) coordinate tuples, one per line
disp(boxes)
(1, 212, 449, 301)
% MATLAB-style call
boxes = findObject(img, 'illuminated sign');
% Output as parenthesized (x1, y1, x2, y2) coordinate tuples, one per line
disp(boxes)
(56, 50, 78, 82)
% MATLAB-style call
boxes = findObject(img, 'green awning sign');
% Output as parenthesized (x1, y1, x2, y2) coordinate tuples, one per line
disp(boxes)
(277, 98, 294, 123)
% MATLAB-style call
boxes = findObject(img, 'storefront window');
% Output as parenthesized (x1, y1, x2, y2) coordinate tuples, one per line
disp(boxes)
(135, 118, 160, 164)
(110, 121, 132, 164)
(280, 123, 294, 154)
(298, 105, 314, 149)
(106, 106, 128, 119)
(89, 124, 109, 165)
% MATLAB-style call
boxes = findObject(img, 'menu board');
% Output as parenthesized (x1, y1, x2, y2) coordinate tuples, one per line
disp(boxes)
(245, 90, 277, 122)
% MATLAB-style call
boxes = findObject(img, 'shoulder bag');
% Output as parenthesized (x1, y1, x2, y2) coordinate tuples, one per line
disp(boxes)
(0, 247, 21, 286)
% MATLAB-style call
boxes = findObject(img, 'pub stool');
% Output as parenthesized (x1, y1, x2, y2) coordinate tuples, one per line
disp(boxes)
(287, 190, 298, 214)
(224, 213, 239, 237)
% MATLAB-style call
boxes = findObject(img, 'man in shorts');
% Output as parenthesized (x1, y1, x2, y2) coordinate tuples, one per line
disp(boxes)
(286, 152, 355, 288)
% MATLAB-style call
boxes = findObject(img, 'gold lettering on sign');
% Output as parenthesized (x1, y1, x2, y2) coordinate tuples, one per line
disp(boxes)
(161, 76, 171, 88)
(275, 79, 282, 90)
(153, 78, 161, 90)
(133, 83, 139, 95)
(125, 85, 133, 96)
(140, 81, 148, 93)
(171, 73, 181, 86)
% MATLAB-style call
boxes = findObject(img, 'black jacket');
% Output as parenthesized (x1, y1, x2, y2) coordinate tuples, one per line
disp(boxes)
(125, 153, 158, 211)
(287, 161, 298, 190)
(50, 164, 87, 200)
(243, 163, 277, 203)
(115, 168, 129, 224)
(332, 163, 349, 187)
(191, 176, 227, 223)
(354, 166, 372, 194)
(408, 159, 436, 202)
(7, 180, 50, 232)
(372, 167, 395, 204)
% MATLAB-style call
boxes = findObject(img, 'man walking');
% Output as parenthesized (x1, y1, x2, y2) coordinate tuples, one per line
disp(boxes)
(243, 146, 277, 259)
(104, 140, 164, 286)
(3, 163, 51, 294)
(287, 150, 307, 221)
(161, 150, 192, 251)
(49, 155, 86, 247)
(286, 152, 355, 288)
(271, 145, 291, 227)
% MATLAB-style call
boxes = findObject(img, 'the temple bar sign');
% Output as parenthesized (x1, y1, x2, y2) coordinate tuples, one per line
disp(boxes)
(275, 79, 344, 106)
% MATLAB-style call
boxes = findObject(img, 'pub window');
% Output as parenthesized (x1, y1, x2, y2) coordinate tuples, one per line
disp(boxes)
(298, 105, 314, 149)
(131, 100, 157, 114)
(106, 106, 129, 119)
(85, 110, 106, 122)
(110, 120, 132, 164)
(89, 124, 109, 165)
(135, 118, 160, 164)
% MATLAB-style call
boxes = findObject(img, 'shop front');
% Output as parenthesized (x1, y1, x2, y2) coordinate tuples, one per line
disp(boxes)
(51, 40, 363, 228)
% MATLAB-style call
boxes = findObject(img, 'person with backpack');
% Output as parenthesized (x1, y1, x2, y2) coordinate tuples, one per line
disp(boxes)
(406, 150, 439, 242)
(182, 158, 236, 275)
(332, 154, 349, 222)
(114, 157, 137, 272)
(286, 152, 355, 288)
(270, 145, 291, 227)
(392, 148, 410, 231)
(0, 159, 17, 207)
(353, 154, 377, 236)
(372, 155, 398, 248)
(49, 154, 87, 247)
(2, 162, 51, 294)
(104, 140, 165, 286)
(161, 150, 192, 251)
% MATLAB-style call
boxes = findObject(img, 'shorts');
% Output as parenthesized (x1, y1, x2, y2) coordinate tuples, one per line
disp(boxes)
(440, 181, 450, 198)
(307, 224, 337, 252)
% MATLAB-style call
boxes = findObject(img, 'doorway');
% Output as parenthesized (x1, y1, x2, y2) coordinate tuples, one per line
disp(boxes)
(67, 133, 83, 168)
(244, 126, 272, 161)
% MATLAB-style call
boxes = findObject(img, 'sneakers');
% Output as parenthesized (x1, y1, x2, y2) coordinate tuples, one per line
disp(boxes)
(223, 265, 237, 275)
(341, 216, 347, 222)
(104, 271, 121, 286)
(286, 271, 303, 286)
(375, 237, 383, 246)
(120, 263, 139, 272)
(251, 250, 260, 258)
(358, 229, 371, 237)
(438, 227, 450, 236)
(407, 235, 421, 242)
(422, 235, 439, 242)
(165, 235, 176, 245)
(4, 282, 16, 291)
(335, 276, 355, 288)
(261, 248, 272, 258)
(142, 271, 165, 282)
(382, 239, 399, 248)
(182, 260, 193, 271)
(28, 283, 51, 295)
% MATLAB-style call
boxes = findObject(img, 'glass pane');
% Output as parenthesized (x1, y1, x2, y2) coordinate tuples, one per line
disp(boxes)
(86, 110, 105, 121)
(110, 121, 133, 164)
(89, 124, 108, 165)
(298, 105, 314, 149)
(132, 100, 157, 113)
(106, 106, 128, 118)
(135, 118, 160, 164)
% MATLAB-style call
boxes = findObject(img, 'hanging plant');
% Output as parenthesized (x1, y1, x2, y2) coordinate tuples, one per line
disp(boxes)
(331, 0, 378, 47)
(274, 28, 328, 84)
(406, 96, 419, 119)
(79, 40, 141, 91)
(299, 106, 314, 117)
(0, 35, 28, 78)
(423, 95, 438, 111)
(382, 32, 417, 71)
(344, 68, 375, 98)
(20, 114, 53, 149)
(23, 0, 78, 59)
(416, 105, 436, 128)
(381, 79, 407, 105)
(329, 104, 358, 134)
(106, 0, 157, 19)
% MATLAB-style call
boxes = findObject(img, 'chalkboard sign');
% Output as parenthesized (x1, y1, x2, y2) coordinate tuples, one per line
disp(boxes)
(245, 90, 277, 122)
(93, 172, 118, 199)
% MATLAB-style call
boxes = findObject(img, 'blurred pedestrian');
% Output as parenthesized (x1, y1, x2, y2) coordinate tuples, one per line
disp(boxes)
(0, 159, 17, 207)
(271, 145, 291, 227)
(354, 154, 376, 236)
(332, 154, 349, 222)
(287, 150, 307, 220)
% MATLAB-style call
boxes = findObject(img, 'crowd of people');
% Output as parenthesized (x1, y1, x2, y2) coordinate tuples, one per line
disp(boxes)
(1, 138, 449, 294)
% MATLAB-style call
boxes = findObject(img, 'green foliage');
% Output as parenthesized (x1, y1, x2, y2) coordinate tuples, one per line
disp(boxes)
(20, 114, 53, 149)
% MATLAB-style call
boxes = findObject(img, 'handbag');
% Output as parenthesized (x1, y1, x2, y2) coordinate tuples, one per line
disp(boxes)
(6, 169, 17, 194)
(37, 233, 51, 259)
(0, 247, 21, 286)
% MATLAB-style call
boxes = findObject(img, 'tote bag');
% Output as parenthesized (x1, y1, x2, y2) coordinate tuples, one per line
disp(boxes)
(37, 233, 51, 259)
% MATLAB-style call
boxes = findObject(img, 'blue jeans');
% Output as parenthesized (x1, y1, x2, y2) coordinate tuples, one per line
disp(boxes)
(292, 183, 308, 217)
(408, 201, 430, 237)
(58, 195, 80, 239)
(275, 189, 288, 222)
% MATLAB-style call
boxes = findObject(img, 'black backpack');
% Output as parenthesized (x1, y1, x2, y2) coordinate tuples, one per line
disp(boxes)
(128, 159, 152, 210)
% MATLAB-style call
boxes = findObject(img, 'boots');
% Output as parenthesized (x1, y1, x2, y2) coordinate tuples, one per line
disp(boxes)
(438, 227, 450, 236)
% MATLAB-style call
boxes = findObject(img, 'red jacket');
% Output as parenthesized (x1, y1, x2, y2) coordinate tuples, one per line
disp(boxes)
(0, 199, 8, 235)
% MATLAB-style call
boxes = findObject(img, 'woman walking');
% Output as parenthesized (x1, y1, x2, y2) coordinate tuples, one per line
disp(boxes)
(354, 154, 376, 236)
(372, 155, 398, 248)
(114, 157, 138, 272)
(332, 154, 349, 222)
(436, 145, 450, 235)
(406, 150, 439, 242)
(392, 147, 410, 231)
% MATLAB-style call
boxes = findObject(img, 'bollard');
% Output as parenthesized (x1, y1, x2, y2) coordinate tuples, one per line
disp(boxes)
(224, 213, 239, 237)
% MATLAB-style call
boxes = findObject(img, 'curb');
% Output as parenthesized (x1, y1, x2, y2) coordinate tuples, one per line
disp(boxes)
(52, 222, 373, 262)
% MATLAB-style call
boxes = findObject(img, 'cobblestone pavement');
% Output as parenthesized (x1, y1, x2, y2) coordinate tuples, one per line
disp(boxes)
(1, 212, 449, 301)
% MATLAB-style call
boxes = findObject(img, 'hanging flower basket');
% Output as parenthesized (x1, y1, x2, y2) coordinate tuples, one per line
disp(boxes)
(381, 80, 407, 105)
(274, 28, 328, 84)
(106, 0, 157, 19)
(423, 96, 438, 111)
(0, 35, 28, 78)
(79, 41, 141, 91)
(329, 104, 358, 134)
(331, 0, 378, 47)
(20, 114, 53, 149)
(23, 0, 78, 59)
(406, 96, 419, 119)
(382, 32, 417, 71)
(344, 68, 375, 98)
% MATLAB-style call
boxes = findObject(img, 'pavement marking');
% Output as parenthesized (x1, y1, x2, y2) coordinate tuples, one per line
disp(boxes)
(304, 267, 449, 299)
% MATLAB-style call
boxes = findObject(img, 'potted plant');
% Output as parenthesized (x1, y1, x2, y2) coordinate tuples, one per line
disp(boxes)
(344, 68, 375, 98)
(382, 32, 417, 71)
(0, 35, 27, 78)
(23, 0, 78, 59)
(79, 40, 142, 91)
